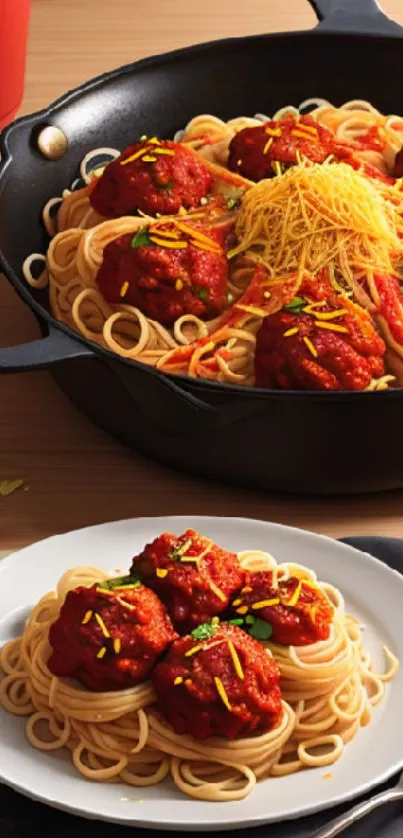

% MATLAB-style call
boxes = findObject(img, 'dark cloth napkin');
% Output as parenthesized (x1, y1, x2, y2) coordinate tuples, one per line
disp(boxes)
(1, 536, 403, 838)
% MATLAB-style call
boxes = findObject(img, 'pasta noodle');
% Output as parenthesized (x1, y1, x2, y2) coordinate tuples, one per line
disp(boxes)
(0, 550, 398, 801)
(21, 97, 403, 390)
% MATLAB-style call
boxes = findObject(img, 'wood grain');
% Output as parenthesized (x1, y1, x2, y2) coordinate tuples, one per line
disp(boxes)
(2, 0, 403, 557)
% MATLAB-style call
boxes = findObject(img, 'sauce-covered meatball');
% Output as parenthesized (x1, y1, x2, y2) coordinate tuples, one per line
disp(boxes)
(230, 571, 334, 646)
(228, 115, 392, 185)
(96, 220, 229, 325)
(48, 578, 176, 691)
(254, 271, 386, 391)
(228, 116, 334, 181)
(90, 139, 212, 218)
(152, 622, 282, 739)
(130, 529, 244, 632)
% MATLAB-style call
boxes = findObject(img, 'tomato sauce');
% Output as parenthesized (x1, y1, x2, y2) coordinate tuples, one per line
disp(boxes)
(90, 139, 212, 218)
(96, 221, 229, 326)
(130, 529, 245, 632)
(152, 623, 282, 739)
(48, 581, 176, 691)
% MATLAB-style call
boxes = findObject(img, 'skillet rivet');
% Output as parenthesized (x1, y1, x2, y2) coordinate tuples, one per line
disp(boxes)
(37, 126, 68, 160)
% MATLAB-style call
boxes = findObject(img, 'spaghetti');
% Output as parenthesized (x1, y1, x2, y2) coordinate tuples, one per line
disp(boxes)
(21, 98, 403, 390)
(0, 545, 398, 802)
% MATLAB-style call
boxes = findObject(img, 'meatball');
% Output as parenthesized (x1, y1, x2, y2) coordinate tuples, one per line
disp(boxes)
(228, 115, 392, 185)
(228, 116, 334, 182)
(254, 270, 386, 391)
(96, 220, 229, 326)
(130, 529, 244, 632)
(230, 571, 334, 646)
(152, 622, 282, 739)
(48, 578, 176, 691)
(90, 139, 212, 218)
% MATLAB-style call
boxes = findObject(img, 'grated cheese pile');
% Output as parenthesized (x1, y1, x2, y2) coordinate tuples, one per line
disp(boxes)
(230, 161, 403, 285)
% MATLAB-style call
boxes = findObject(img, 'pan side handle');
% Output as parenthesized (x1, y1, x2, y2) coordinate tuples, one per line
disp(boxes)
(0, 324, 94, 372)
(307, 0, 403, 34)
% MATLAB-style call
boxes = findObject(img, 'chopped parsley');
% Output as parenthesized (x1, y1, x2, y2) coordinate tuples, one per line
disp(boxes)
(170, 537, 193, 561)
(248, 618, 273, 640)
(196, 287, 209, 302)
(131, 228, 153, 249)
(283, 296, 306, 315)
(225, 188, 245, 210)
(98, 574, 141, 591)
(191, 622, 217, 641)
(228, 614, 273, 640)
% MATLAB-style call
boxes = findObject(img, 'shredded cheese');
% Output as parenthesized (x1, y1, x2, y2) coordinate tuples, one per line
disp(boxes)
(189, 239, 221, 254)
(94, 613, 111, 638)
(149, 236, 188, 249)
(284, 580, 303, 608)
(292, 129, 318, 141)
(227, 641, 244, 680)
(235, 303, 268, 317)
(214, 676, 232, 711)
(113, 638, 121, 655)
(96, 646, 107, 659)
(314, 308, 347, 321)
(314, 321, 349, 333)
(81, 610, 93, 625)
(303, 336, 318, 358)
(120, 281, 129, 298)
(252, 598, 280, 609)
(153, 147, 175, 156)
(175, 221, 216, 247)
(156, 568, 169, 578)
(283, 327, 300, 337)
(263, 137, 273, 154)
(231, 161, 403, 296)
(116, 596, 136, 611)
(174, 676, 183, 685)
(209, 581, 227, 602)
(185, 644, 204, 657)
(120, 148, 147, 166)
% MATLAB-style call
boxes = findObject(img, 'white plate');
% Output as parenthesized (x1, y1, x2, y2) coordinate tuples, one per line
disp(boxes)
(1, 516, 403, 831)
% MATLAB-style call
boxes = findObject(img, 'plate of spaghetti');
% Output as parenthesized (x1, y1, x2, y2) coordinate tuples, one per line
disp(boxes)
(23, 99, 403, 392)
(0, 516, 401, 829)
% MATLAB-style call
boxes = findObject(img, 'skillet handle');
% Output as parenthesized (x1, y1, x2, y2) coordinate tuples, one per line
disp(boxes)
(0, 324, 94, 371)
(0, 318, 223, 436)
(308, 0, 403, 34)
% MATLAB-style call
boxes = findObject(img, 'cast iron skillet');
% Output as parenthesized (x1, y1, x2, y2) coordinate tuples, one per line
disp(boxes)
(1, 0, 402, 495)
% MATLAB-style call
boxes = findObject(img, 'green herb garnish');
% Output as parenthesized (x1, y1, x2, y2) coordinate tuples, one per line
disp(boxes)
(248, 618, 273, 641)
(191, 622, 216, 641)
(196, 288, 209, 302)
(225, 188, 245, 210)
(131, 228, 153, 249)
(98, 575, 141, 591)
(283, 296, 306, 315)
(170, 537, 193, 561)
(228, 618, 244, 626)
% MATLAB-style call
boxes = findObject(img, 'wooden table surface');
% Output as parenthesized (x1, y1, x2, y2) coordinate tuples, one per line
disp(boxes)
(1, 0, 403, 558)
